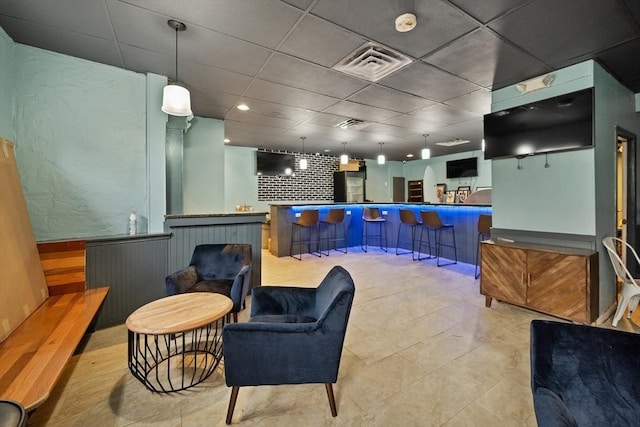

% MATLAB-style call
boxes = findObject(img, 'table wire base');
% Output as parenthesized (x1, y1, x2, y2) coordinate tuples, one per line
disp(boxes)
(128, 320, 225, 392)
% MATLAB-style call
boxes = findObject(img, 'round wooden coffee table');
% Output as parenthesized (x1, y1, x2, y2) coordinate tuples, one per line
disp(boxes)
(126, 293, 232, 392)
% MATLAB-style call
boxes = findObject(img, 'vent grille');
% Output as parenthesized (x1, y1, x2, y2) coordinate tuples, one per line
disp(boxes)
(335, 118, 370, 130)
(332, 42, 412, 82)
(436, 139, 471, 147)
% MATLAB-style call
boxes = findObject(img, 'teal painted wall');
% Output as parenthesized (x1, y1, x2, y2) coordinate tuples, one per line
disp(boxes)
(0, 27, 14, 140)
(224, 145, 261, 212)
(146, 73, 168, 233)
(365, 160, 398, 202)
(183, 116, 225, 213)
(490, 61, 595, 235)
(13, 44, 148, 240)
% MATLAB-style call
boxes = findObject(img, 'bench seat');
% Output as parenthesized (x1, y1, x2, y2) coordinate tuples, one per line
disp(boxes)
(0, 287, 108, 411)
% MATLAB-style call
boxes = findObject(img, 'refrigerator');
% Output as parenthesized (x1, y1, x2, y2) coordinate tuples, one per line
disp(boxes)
(334, 171, 366, 202)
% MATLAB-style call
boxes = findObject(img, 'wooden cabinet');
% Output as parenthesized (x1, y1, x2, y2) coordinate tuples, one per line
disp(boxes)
(407, 180, 423, 202)
(480, 240, 598, 323)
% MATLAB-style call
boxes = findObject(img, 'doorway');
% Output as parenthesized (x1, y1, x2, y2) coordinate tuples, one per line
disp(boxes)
(616, 127, 638, 275)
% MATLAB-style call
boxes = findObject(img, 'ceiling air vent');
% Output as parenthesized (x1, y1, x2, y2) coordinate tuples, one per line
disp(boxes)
(436, 139, 471, 147)
(332, 42, 412, 82)
(335, 118, 370, 130)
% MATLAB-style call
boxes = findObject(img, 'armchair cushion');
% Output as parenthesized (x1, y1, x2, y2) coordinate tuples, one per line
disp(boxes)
(250, 314, 317, 323)
(533, 388, 577, 427)
(190, 279, 234, 296)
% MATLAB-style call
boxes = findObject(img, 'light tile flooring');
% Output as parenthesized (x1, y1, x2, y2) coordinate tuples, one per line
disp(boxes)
(29, 249, 639, 426)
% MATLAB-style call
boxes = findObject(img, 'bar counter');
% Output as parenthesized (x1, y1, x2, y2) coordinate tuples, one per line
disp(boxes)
(270, 203, 492, 265)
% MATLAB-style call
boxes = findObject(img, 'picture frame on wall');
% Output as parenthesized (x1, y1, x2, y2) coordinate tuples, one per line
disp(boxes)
(446, 191, 456, 204)
(457, 185, 471, 192)
(436, 183, 447, 202)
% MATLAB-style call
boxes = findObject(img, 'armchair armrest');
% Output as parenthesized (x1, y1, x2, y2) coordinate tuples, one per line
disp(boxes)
(250, 286, 317, 318)
(229, 263, 251, 312)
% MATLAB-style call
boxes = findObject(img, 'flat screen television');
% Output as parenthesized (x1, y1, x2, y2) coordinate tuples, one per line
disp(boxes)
(256, 151, 295, 176)
(483, 88, 593, 160)
(446, 157, 478, 179)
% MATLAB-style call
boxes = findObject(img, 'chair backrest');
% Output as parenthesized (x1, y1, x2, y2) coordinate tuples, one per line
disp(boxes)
(420, 210, 443, 228)
(399, 209, 419, 226)
(477, 214, 492, 235)
(324, 208, 345, 224)
(296, 209, 319, 226)
(602, 237, 640, 286)
(363, 207, 381, 220)
(190, 244, 252, 281)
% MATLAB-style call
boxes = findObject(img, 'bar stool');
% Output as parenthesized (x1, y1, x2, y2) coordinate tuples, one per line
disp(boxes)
(475, 214, 492, 279)
(419, 210, 457, 267)
(362, 207, 387, 252)
(0, 400, 27, 427)
(396, 209, 421, 260)
(290, 209, 321, 260)
(319, 208, 347, 255)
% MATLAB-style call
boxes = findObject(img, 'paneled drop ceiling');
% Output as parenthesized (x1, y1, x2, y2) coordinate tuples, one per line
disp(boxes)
(1, 0, 639, 160)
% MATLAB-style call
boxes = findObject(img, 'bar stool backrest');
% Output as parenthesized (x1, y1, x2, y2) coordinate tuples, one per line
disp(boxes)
(363, 207, 382, 220)
(478, 214, 492, 235)
(297, 210, 319, 226)
(421, 211, 443, 228)
(399, 209, 420, 226)
(325, 208, 345, 224)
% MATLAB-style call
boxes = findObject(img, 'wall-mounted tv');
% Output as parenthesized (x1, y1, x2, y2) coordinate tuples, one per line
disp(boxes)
(446, 157, 478, 179)
(256, 151, 295, 176)
(483, 87, 593, 160)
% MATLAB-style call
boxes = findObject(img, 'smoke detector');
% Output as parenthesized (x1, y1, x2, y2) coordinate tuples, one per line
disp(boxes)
(395, 13, 417, 32)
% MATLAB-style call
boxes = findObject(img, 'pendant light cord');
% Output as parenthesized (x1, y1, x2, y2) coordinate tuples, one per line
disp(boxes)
(175, 26, 179, 82)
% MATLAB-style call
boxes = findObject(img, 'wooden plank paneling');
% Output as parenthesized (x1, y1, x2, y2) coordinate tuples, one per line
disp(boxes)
(37, 241, 86, 295)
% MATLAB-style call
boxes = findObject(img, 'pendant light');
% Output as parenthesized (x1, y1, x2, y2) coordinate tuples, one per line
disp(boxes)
(161, 19, 192, 117)
(340, 142, 349, 164)
(377, 142, 386, 165)
(421, 134, 431, 159)
(299, 137, 308, 170)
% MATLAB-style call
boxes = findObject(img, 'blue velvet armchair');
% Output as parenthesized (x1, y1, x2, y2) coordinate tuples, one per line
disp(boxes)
(222, 265, 355, 424)
(531, 320, 640, 427)
(165, 244, 252, 322)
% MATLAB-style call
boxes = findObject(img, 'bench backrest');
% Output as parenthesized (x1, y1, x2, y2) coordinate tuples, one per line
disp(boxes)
(37, 240, 87, 295)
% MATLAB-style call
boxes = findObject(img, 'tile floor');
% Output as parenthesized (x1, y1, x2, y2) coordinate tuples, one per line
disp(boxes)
(29, 249, 639, 426)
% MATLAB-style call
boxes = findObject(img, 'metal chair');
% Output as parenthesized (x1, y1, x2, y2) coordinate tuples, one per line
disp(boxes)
(361, 207, 387, 252)
(396, 209, 421, 260)
(0, 400, 27, 427)
(290, 210, 321, 260)
(319, 208, 347, 255)
(419, 211, 457, 267)
(602, 236, 640, 327)
(475, 214, 492, 279)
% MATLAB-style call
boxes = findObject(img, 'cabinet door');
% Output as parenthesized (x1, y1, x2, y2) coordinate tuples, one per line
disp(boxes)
(526, 250, 587, 322)
(481, 244, 527, 305)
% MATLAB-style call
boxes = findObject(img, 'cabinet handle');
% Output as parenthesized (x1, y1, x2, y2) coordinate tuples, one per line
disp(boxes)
(528, 273, 532, 287)
(521, 271, 525, 286)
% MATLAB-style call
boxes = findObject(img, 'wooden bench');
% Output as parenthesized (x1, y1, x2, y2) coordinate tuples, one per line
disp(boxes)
(0, 240, 108, 412)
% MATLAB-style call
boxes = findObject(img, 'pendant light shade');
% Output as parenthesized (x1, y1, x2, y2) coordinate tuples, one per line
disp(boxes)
(421, 134, 430, 159)
(299, 136, 308, 170)
(162, 20, 192, 117)
(377, 142, 386, 165)
(340, 141, 349, 164)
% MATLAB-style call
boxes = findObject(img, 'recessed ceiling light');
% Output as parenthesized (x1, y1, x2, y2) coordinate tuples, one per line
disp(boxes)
(237, 104, 249, 111)
(406, 153, 414, 158)
(324, 149, 331, 152)
(224, 138, 230, 143)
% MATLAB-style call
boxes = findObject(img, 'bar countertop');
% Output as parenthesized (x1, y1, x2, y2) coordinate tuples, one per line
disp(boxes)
(269, 202, 491, 208)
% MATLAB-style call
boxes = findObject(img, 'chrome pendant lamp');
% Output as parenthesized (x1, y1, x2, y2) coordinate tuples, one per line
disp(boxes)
(299, 137, 308, 170)
(421, 134, 430, 159)
(161, 19, 192, 117)
(377, 142, 386, 165)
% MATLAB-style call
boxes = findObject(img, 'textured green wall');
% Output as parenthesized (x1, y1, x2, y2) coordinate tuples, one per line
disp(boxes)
(0, 27, 14, 141)
(13, 44, 148, 240)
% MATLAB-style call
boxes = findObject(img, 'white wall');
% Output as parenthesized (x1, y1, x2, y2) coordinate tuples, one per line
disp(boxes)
(224, 145, 262, 212)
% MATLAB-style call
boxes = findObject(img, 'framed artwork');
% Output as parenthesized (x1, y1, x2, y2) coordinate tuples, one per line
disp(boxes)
(446, 191, 456, 203)
(457, 189, 469, 203)
(436, 183, 447, 201)
(457, 185, 471, 192)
